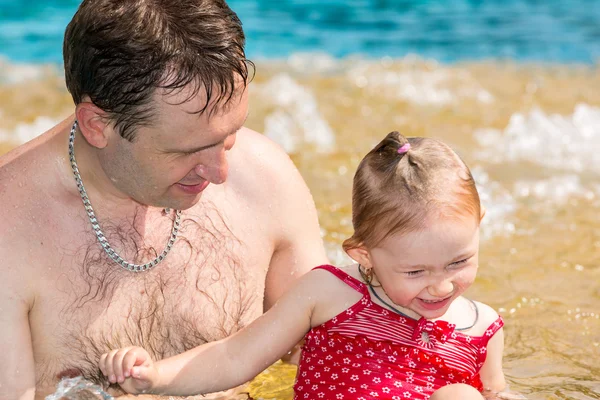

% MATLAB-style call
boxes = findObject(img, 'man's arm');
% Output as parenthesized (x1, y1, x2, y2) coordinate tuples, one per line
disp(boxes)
(259, 141, 328, 311)
(0, 261, 36, 399)
(237, 130, 328, 364)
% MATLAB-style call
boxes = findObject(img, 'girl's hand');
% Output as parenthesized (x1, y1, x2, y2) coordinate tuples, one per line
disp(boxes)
(99, 347, 160, 394)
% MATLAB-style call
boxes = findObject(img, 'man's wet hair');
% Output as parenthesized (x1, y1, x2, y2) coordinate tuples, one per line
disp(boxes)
(64, 0, 254, 141)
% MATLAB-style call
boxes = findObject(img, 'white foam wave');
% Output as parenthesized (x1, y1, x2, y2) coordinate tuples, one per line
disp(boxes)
(286, 52, 340, 74)
(257, 73, 335, 153)
(257, 53, 495, 106)
(514, 175, 597, 204)
(475, 104, 600, 174)
(346, 56, 494, 106)
(325, 242, 353, 267)
(0, 116, 58, 145)
(0, 57, 59, 85)
(471, 166, 518, 239)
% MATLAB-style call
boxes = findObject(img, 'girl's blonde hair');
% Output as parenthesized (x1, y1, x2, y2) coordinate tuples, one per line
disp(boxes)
(343, 131, 481, 252)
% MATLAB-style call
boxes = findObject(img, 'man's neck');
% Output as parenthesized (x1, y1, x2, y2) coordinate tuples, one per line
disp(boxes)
(66, 125, 162, 221)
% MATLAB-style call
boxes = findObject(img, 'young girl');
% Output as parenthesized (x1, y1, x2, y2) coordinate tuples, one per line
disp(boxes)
(99, 132, 508, 400)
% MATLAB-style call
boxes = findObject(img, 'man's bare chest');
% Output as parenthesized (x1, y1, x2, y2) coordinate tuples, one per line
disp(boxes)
(31, 214, 270, 394)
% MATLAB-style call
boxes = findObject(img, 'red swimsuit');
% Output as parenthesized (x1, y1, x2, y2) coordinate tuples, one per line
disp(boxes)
(293, 265, 504, 400)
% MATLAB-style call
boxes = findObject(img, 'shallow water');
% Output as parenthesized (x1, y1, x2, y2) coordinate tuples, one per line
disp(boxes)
(1, 56, 599, 399)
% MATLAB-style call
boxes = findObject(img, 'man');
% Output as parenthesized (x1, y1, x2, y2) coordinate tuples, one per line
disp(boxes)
(0, 0, 327, 398)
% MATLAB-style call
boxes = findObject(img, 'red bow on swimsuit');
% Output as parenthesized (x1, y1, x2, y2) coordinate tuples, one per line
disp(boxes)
(411, 318, 456, 348)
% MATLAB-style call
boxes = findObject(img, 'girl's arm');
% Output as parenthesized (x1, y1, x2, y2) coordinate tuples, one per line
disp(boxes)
(102, 269, 323, 396)
(479, 326, 506, 392)
(471, 300, 506, 393)
(154, 269, 320, 396)
(480, 328, 529, 400)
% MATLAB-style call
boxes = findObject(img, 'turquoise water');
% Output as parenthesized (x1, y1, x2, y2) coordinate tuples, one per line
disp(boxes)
(1, 0, 599, 64)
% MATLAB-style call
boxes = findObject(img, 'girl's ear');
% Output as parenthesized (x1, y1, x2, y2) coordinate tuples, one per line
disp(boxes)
(75, 100, 111, 149)
(346, 245, 373, 269)
(480, 205, 487, 222)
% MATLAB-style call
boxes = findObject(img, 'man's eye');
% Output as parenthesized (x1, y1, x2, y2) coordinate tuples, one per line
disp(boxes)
(181, 148, 203, 156)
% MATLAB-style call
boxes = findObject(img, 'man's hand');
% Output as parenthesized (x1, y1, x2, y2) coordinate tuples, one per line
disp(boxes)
(99, 347, 160, 395)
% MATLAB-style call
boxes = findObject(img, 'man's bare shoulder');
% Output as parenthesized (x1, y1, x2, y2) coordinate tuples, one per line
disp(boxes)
(230, 127, 301, 187)
(0, 117, 68, 170)
(0, 121, 72, 260)
(0, 130, 64, 214)
(0, 145, 42, 299)
(225, 126, 314, 211)
(0, 147, 40, 223)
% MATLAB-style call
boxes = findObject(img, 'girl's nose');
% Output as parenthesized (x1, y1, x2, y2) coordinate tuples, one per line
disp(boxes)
(428, 279, 454, 298)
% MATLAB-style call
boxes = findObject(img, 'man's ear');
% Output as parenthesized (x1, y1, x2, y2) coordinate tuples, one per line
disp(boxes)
(75, 101, 111, 149)
(346, 245, 373, 269)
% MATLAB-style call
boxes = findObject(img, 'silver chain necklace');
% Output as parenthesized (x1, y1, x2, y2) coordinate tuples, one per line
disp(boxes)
(68, 120, 181, 272)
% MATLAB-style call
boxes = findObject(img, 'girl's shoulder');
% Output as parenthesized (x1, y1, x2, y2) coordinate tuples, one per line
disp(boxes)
(302, 264, 365, 297)
(472, 300, 502, 328)
(307, 264, 366, 291)
(450, 297, 502, 336)
(305, 264, 367, 328)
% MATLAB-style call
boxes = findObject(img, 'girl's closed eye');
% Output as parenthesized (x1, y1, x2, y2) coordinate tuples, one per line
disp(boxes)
(405, 270, 424, 276)
(450, 258, 470, 268)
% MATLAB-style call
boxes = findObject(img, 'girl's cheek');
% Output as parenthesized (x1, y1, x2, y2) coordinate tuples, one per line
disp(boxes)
(394, 278, 421, 296)
(453, 266, 477, 284)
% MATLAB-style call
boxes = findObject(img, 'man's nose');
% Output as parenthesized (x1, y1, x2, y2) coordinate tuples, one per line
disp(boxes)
(194, 148, 229, 185)
(428, 278, 454, 298)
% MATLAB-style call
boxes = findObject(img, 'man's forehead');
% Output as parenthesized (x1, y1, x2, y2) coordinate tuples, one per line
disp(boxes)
(156, 78, 248, 116)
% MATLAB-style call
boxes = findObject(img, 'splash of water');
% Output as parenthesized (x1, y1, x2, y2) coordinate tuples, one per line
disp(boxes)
(44, 377, 113, 400)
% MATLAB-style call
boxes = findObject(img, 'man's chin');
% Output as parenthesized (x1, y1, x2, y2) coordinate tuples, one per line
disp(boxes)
(168, 191, 207, 211)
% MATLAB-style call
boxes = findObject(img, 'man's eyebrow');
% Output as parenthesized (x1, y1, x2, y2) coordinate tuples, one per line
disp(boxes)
(173, 112, 248, 154)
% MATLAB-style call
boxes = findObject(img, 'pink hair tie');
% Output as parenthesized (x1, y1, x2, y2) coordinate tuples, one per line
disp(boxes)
(397, 143, 411, 154)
